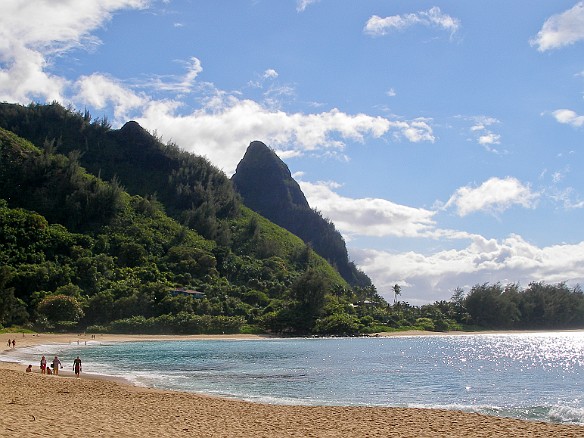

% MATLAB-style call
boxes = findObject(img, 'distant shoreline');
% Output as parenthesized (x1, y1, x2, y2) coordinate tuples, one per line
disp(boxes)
(3, 328, 584, 351)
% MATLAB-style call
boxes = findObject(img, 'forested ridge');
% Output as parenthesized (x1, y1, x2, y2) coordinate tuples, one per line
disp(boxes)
(232, 140, 371, 287)
(0, 102, 583, 335)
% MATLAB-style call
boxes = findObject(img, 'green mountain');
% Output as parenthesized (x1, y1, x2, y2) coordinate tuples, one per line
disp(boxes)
(2, 103, 582, 334)
(0, 103, 386, 335)
(0, 103, 238, 241)
(232, 141, 371, 287)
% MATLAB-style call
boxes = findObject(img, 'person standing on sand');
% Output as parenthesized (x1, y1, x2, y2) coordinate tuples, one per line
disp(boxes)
(73, 356, 82, 378)
(11, 339, 15, 348)
(40, 356, 47, 374)
(52, 356, 62, 375)
(7, 339, 10, 348)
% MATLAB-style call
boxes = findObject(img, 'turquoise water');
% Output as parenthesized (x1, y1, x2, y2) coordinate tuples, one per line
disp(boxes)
(5, 332, 584, 424)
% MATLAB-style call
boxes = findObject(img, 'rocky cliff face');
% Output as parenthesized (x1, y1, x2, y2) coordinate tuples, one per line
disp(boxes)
(231, 140, 308, 221)
(232, 141, 371, 287)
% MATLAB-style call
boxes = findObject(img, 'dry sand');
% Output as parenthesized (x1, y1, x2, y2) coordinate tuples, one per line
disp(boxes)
(2, 332, 584, 437)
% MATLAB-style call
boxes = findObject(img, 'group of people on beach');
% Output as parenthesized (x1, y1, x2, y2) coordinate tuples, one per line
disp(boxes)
(36, 355, 82, 377)
(25, 355, 82, 377)
(5, 336, 83, 378)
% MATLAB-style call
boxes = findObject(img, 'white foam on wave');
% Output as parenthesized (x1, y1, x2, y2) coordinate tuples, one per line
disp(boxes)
(548, 405, 584, 425)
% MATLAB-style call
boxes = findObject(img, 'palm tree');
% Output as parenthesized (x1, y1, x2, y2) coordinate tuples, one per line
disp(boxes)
(393, 284, 401, 304)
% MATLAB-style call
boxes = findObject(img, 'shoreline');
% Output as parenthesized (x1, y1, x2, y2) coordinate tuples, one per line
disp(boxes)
(3, 331, 584, 437)
(4, 326, 582, 348)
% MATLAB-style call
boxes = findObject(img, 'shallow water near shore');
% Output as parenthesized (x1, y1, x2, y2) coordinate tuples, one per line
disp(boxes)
(6, 331, 584, 425)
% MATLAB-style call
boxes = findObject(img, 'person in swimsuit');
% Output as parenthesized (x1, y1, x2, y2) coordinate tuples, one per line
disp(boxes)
(40, 355, 47, 374)
(52, 356, 62, 375)
(73, 356, 82, 378)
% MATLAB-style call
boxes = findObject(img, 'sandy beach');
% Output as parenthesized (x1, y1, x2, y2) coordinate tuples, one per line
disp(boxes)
(2, 332, 584, 437)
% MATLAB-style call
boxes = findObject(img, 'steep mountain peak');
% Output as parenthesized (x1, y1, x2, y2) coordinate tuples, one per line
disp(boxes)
(232, 141, 372, 288)
(232, 141, 309, 210)
(117, 120, 152, 144)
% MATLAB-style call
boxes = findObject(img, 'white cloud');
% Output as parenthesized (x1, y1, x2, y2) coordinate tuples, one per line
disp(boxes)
(386, 88, 396, 97)
(364, 7, 460, 37)
(547, 186, 584, 209)
(463, 115, 503, 152)
(0, 0, 147, 104)
(263, 69, 279, 79)
(74, 73, 148, 122)
(552, 109, 584, 127)
(179, 57, 203, 90)
(444, 177, 539, 217)
(136, 97, 403, 174)
(531, 2, 584, 51)
(140, 57, 203, 94)
(0, 46, 68, 103)
(397, 118, 435, 143)
(355, 235, 584, 304)
(297, 0, 319, 12)
(294, 178, 581, 304)
(299, 180, 437, 238)
(469, 116, 499, 132)
(478, 133, 501, 145)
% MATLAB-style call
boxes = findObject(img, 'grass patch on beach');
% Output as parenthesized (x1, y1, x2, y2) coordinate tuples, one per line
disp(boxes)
(0, 326, 36, 334)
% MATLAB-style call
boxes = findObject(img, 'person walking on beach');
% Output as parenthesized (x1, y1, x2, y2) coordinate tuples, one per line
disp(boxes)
(73, 356, 82, 378)
(7, 339, 10, 348)
(52, 356, 62, 375)
(11, 339, 15, 348)
(40, 355, 47, 374)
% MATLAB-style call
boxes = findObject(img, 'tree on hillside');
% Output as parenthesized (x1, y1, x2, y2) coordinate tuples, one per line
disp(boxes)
(291, 268, 329, 332)
(293, 268, 328, 316)
(37, 294, 84, 324)
(393, 284, 401, 304)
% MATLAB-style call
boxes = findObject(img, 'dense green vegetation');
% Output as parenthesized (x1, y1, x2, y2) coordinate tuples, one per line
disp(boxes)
(0, 103, 582, 335)
(0, 116, 361, 335)
(232, 141, 371, 287)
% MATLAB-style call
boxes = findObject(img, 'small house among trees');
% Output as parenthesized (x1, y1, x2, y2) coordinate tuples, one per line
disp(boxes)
(170, 288, 205, 299)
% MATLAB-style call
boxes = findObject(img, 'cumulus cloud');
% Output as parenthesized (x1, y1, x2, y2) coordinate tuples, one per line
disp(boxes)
(74, 73, 148, 121)
(399, 118, 435, 142)
(531, 2, 584, 51)
(478, 133, 501, 145)
(443, 177, 539, 217)
(364, 7, 460, 37)
(0, 46, 68, 103)
(355, 235, 584, 304)
(136, 96, 411, 174)
(298, 180, 437, 238)
(295, 178, 581, 304)
(0, 0, 147, 103)
(552, 109, 584, 127)
(263, 69, 279, 79)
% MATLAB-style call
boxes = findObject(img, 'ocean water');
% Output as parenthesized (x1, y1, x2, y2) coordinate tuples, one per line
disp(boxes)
(4, 332, 584, 425)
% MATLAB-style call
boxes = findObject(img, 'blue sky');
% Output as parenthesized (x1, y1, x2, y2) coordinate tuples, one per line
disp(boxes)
(2, 0, 584, 304)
